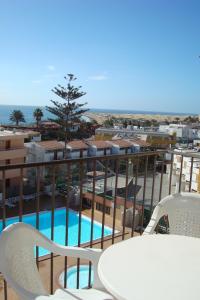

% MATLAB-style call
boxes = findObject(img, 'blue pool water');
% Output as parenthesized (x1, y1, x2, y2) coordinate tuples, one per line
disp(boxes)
(0, 208, 112, 256)
(59, 265, 94, 289)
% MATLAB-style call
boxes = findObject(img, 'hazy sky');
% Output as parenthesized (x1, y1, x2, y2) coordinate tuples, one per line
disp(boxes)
(0, 0, 200, 113)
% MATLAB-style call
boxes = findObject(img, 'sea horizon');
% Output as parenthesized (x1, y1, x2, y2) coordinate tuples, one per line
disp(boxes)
(0, 104, 197, 125)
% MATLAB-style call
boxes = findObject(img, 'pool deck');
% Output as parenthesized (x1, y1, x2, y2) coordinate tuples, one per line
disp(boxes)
(0, 207, 139, 300)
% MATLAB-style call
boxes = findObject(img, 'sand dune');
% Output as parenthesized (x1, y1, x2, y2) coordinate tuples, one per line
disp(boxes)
(85, 112, 191, 125)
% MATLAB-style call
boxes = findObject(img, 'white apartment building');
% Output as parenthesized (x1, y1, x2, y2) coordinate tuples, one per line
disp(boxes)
(25, 140, 65, 163)
(26, 138, 150, 162)
(87, 141, 112, 156)
(0, 129, 28, 191)
(108, 139, 141, 155)
(167, 149, 200, 193)
(159, 124, 198, 141)
(87, 139, 148, 156)
(66, 140, 88, 158)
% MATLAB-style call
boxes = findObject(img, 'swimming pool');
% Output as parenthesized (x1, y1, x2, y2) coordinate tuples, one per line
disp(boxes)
(59, 265, 94, 289)
(0, 208, 113, 256)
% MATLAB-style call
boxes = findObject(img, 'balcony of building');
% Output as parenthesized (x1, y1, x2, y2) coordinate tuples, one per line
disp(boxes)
(0, 150, 199, 300)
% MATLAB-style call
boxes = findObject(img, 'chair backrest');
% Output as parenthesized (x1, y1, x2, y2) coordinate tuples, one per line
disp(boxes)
(145, 192, 200, 237)
(0, 223, 48, 299)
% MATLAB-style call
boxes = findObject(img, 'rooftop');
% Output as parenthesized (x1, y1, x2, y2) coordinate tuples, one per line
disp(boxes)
(66, 140, 88, 150)
(35, 140, 65, 151)
(40, 121, 61, 128)
(0, 129, 28, 140)
(86, 140, 112, 149)
(86, 175, 133, 192)
(96, 127, 171, 137)
(109, 139, 133, 148)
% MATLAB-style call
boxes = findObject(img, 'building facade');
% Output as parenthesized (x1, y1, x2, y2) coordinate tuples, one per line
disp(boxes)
(0, 129, 28, 192)
(167, 150, 200, 193)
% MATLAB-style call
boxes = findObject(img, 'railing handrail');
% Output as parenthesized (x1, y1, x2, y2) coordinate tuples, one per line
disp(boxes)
(0, 147, 26, 152)
(0, 150, 166, 171)
(169, 150, 200, 159)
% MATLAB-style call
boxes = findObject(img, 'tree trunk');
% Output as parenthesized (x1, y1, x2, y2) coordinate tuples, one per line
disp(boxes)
(64, 129, 67, 158)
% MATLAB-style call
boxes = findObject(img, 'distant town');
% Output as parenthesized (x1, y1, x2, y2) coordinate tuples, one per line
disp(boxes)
(1, 107, 200, 204)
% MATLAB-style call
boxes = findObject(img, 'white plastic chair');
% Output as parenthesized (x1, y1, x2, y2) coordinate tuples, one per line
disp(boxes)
(0, 222, 114, 300)
(144, 192, 200, 237)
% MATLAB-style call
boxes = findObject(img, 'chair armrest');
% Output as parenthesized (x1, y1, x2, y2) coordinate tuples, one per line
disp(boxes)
(35, 233, 103, 289)
(36, 234, 102, 262)
(0, 223, 105, 292)
(143, 204, 163, 235)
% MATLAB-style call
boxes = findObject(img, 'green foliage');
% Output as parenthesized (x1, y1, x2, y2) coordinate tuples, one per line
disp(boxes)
(150, 119, 158, 126)
(9, 110, 25, 126)
(123, 120, 128, 128)
(33, 108, 43, 127)
(45, 164, 67, 186)
(183, 115, 199, 124)
(103, 118, 114, 127)
(46, 74, 88, 148)
(72, 121, 96, 139)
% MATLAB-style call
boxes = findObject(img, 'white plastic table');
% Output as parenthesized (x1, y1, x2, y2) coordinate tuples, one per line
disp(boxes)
(98, 234, 200, 300)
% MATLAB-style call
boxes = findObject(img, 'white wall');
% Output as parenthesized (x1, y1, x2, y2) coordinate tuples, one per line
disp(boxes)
(159, 125, 169, 133)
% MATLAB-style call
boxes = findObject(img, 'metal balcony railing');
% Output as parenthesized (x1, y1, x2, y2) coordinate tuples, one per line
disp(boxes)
(0, 150, 199, 299)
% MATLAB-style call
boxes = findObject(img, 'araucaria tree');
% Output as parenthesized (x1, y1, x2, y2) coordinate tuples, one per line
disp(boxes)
(33, 108, 43, 128)
(10, 110, 25, 126)
(46, 74, 88, 152)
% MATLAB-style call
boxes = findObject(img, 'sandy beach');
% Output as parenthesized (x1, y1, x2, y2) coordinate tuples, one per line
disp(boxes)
(85, 112, 192, 125)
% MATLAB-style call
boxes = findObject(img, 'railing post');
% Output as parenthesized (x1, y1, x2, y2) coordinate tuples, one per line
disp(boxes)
(112, 159, 119, 244)
(50, 165, 56, 294)
(131, 156, 139, 237)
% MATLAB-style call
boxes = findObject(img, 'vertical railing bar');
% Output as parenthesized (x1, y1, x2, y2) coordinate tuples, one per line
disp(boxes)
(3, 280, 7, 300)
(77, 158, 84, 289)
(50, 165, 56, 294)
(131, 157, 139, 237)
(64, 163, 70, 289)
(159, 159, 164, 202)
(150, 155, 157, 217)
(168, 153, 174, 195)
(88, 159, 96, 288)
(2, 170, 6, 229)
(101, 160, 108, 249)
(167, 152, 174, 232)
(178, 155, 183, 193)
(36, 166, 40, 268)
(2, 170, 7, 300)
(90, 160, 96, 246)
(122, 158, 129, 240)
(19, 168, 23, 222)
(111, 159, 119, 244)
(189, 157, 194, 192)
(140, 156, 148, 234)
(156, 157, 166, 234)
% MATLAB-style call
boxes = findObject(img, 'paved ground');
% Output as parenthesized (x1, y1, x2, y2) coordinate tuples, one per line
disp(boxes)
(136, 173, 175, 208)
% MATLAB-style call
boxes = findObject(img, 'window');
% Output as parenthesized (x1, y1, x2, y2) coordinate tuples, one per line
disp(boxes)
(6, 179, 10, 188)
(5, 140, 11, 149)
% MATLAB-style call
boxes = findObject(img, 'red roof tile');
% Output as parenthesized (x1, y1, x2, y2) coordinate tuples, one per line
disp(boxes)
(110, 139, 132, 148)
(67, 140, 88, 150)
(36, 140, 64, 151)
(86, 141, 112, 149)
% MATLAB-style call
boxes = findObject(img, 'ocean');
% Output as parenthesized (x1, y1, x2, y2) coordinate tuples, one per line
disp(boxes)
(0, 105, 54, 125)
(0, 104, 197, 125)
